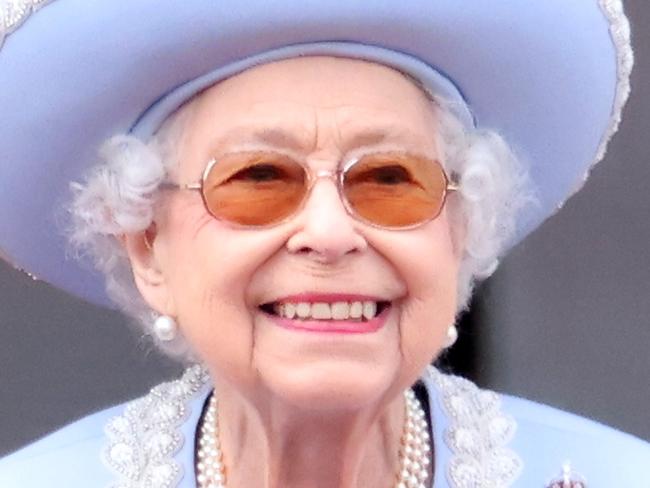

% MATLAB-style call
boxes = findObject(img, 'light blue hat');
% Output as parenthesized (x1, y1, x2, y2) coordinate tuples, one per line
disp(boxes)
(0, 0, 633, 306)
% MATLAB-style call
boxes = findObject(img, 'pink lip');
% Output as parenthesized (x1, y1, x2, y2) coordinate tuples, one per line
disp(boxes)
(263, 305, 391, 334)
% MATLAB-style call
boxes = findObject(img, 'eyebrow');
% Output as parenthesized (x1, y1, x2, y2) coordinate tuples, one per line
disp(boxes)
(250, 127, 308, 151)
(208, 126, 308, 153)
(210, 123, 424, 154)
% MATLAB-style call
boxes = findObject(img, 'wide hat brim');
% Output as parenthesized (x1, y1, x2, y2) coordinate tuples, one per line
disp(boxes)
(0, 0, 632, 307)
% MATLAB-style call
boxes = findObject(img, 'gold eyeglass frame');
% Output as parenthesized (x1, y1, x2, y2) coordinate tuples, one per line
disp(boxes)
(161, 151, 459, 231)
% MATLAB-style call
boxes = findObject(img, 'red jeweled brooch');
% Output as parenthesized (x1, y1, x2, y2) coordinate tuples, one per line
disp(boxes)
(546, 462, 587, 488)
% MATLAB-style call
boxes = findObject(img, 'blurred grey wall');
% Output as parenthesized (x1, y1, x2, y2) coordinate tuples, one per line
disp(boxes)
(1, 1, 649, 456)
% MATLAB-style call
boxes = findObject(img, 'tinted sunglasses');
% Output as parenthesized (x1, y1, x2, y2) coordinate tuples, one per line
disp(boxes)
(162, 150, 458, 229)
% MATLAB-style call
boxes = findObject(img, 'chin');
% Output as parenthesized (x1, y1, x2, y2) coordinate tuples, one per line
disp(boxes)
(256, 357, 402, 411)
(249, 305, 410, 410)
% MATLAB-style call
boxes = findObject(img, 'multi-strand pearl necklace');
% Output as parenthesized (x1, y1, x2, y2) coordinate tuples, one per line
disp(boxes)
(196, 389, 431, 488)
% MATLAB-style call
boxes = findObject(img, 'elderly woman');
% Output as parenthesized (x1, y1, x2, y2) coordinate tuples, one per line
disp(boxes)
(0, 1, 648, 487)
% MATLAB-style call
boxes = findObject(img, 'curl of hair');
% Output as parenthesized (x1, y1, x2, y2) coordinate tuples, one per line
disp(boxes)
(67, 95, 535, 359)
(432, 98, 537, 312)
(68, 100, 197, 358)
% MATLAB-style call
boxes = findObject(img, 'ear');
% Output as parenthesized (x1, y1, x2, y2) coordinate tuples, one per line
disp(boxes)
(121, 223, 176, 316)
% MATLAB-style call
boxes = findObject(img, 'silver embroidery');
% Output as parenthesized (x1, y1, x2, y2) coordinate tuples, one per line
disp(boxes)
(102, 365, 210, 488)
(427, 365, 523, 488)
(0, 0, 52, 47)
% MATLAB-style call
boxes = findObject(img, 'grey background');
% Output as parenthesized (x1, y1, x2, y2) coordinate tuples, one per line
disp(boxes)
(1, 1, 649, 456)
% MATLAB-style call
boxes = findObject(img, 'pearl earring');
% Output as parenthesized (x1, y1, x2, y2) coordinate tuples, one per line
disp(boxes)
(444, 324, 458, 348)
(153, 315, 178, 342)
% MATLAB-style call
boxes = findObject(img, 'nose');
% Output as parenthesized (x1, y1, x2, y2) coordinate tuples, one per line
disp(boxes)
(286, 177, 367, 263)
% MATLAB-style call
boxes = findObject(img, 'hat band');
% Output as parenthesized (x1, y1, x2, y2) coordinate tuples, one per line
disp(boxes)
(130, 41, 475, 139)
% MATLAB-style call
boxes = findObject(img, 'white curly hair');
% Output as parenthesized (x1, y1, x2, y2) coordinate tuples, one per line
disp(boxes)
(68, 77, 536, 358)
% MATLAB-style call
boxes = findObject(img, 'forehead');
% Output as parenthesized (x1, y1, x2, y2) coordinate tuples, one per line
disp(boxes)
(179, 56, 440, 162)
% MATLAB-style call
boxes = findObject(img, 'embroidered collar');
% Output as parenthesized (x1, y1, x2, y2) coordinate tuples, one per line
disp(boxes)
(103, 365, 210, 488)
(425, 366, 522, 486)
(102, 365, 522, 487)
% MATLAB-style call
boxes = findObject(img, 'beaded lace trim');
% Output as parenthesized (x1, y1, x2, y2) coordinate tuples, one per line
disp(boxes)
(595, 0, 634, 163)
(426, 366, 523, 487)
(562, 0, 634, 202)
(102, 366, 521, 488)
(102, 365, 210, 488)
(0, 0, 51, 46)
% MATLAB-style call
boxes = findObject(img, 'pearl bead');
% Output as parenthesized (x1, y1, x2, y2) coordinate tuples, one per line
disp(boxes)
(153, 315, 178, 342)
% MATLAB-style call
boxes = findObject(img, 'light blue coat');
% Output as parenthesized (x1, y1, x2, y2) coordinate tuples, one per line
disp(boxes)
(1, 366, 648, 487)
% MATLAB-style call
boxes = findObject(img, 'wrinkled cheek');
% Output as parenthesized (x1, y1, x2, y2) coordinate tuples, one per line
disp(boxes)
(400, 281, 458, 367)
(175, 279, 257, 386)
(399, 304, 437, 365)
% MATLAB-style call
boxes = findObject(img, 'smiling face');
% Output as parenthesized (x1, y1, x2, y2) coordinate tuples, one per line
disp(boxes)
(134, 56, 462, 410)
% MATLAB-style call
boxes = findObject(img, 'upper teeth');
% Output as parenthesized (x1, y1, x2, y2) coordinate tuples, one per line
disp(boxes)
(273, 301, 380, 320)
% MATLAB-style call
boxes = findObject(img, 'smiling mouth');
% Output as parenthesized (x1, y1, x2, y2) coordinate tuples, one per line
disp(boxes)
(259, 300, 391, 322)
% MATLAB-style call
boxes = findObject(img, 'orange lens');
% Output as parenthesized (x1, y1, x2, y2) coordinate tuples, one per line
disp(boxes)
(201, 151, 450, 228)
(202, 151, 307, 226)
(342, 152, 449, 228)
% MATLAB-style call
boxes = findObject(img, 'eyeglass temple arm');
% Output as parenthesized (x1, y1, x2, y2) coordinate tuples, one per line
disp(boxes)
(447, 182, 460, 192)
(159, 182, 202, 191)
